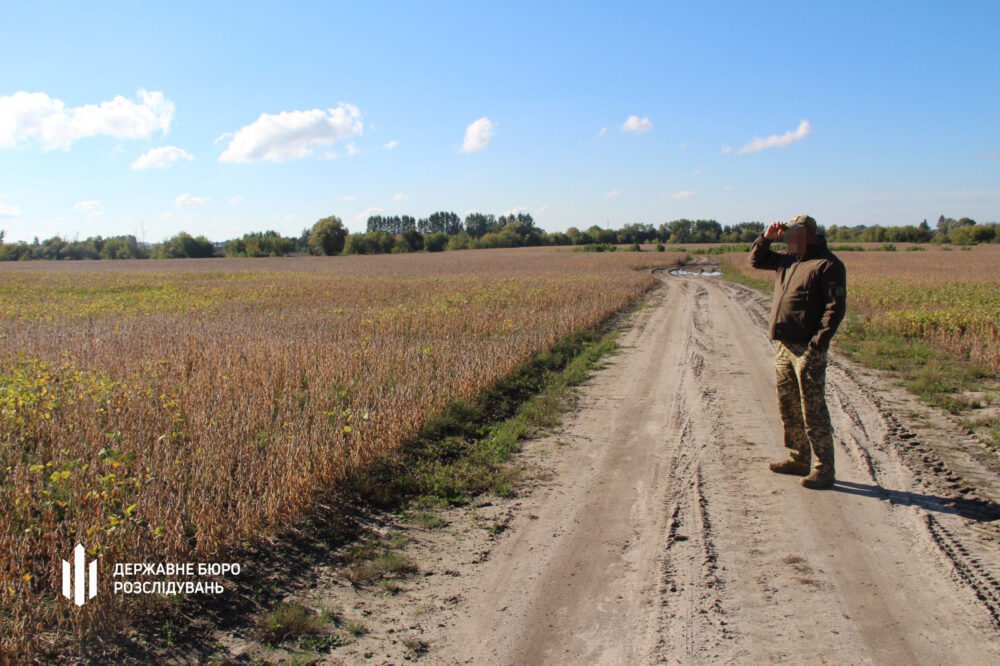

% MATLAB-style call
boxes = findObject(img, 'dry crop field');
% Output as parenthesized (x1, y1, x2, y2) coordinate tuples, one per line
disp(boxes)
(721, 242, 1000, 374)
(0, 247, 681, 657)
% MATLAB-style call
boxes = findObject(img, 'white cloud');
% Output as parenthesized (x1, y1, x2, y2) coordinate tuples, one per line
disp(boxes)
(604, 190, 620, 199)
(461, 117, 494, 153)
(131, 145, 193, 170)
(86, 211, 104, 222)
(737, 119, 811, 154)
(680, 141, 689, 150)
(228, 195, 243, 204)
(175, 193, 208, 208)
(534, 205, 550, 215)
(345, 142, 359, 156)
(354, 206, 384, 222)
(0, 89, 173, 150)
(217, 103, 363, 163)
(383, 140, 398, 150)
(594, 127, 607, 139)
(669, 190, 696, 200)
(723, 186, 733, 192)
(693, 169, 701, 176)
(321, 151, 338, 160)
(341, 194, 357, 202)
(74, 200, 101, 212)
(392, 192, 410, 201)
(721, 145, 733, 154)
(0, 202, 20, 218)
(620, 115, 652, 134)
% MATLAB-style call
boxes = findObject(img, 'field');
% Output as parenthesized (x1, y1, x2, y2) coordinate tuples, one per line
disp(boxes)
(0, 247, 681, 657)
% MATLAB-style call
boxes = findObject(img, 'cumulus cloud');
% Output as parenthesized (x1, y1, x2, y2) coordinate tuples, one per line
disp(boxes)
(669, 190, 696, 200)
(620, 115, 652, 134)
(383, 140, 398, 150)
(0, 89, 173, 150)
(175, 193, 208, 208)
(461, 117, 494, 153)
(604, 190, 620, 199)
(0, 202, 20, 218)
(131, 145, 194, 170)
(392, 192, 410, 201)
(737, 119, 811, 154)
(74, 200, 101, 212)
(354, 206, 384, 222)
(218, 103, 363, 163)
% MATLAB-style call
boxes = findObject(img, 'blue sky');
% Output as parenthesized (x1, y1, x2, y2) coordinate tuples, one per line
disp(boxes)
(1, 0, 998, 243)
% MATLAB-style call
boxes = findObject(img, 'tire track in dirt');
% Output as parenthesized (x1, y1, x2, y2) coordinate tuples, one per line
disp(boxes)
(424, 264, 1000, 664)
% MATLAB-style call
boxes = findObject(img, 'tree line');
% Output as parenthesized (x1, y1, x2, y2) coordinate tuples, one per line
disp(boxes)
(2, 213, 997, 261)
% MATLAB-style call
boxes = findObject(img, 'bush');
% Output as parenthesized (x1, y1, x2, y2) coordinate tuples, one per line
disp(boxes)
(308, 216, 348, 256)
(423, 232, 449, 252)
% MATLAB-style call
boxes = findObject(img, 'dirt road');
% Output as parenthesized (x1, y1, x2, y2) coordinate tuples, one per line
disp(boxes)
(430, 263, 1000, 664)
(217, 263, 1000, 664)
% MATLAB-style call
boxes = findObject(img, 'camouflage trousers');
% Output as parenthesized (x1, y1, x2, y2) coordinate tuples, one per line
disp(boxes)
(774, 340, 834, 473)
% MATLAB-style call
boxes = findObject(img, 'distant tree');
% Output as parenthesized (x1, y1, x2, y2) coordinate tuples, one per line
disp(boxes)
(397, 228, 424, 252)
(420, 211, 462, 235)
(344, 231, 395, 254)
(225, 230, 294, 257)
(464, 213, 495, 238)
(308, 216, 348, 255)
(690, 219, 722, 242)
(423, 232, 449, 251)
(446, 230, 471, 250)
(151, 232, 215, 258)
(663, 219, 693, 243)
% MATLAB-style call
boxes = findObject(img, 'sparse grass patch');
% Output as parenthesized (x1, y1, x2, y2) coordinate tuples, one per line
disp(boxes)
(346, 620, 367, 637)
(258, 601, 324, 645)
(408, 511, 447, 529)
(343, 540, 417, 586)
(402, 636, 429, 654)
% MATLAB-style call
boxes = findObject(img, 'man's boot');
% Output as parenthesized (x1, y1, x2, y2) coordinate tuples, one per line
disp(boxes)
(801, 467, 835, 489)
(769, 459, 810, 476)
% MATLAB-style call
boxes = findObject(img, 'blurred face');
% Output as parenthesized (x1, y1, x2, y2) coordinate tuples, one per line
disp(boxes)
(785, 226, 814, 255)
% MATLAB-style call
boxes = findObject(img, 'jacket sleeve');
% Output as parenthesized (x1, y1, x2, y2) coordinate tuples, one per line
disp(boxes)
(810, 260, 847, 351)
(748, 233, 781, 270)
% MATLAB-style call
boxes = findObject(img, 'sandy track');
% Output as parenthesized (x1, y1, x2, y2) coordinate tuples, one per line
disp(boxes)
(433, 264, 1000, 664)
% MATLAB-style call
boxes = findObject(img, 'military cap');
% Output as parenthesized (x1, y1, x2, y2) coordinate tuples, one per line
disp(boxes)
(787, 214, 823, 235)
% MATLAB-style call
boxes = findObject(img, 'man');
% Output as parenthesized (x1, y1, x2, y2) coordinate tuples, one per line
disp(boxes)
(748, 215, 846, 489)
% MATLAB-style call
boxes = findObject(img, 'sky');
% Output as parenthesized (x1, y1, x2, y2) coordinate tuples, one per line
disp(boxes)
(1, 0, 998, 243)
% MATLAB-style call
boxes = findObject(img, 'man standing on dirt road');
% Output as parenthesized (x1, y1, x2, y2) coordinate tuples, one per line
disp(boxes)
(749, 215, 846, 489)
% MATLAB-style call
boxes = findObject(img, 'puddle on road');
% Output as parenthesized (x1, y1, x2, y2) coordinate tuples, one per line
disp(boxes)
(670, 268, 722, 277)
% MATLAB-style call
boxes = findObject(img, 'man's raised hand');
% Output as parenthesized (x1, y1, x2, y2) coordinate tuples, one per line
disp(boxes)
(764, 221, 785, 241)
